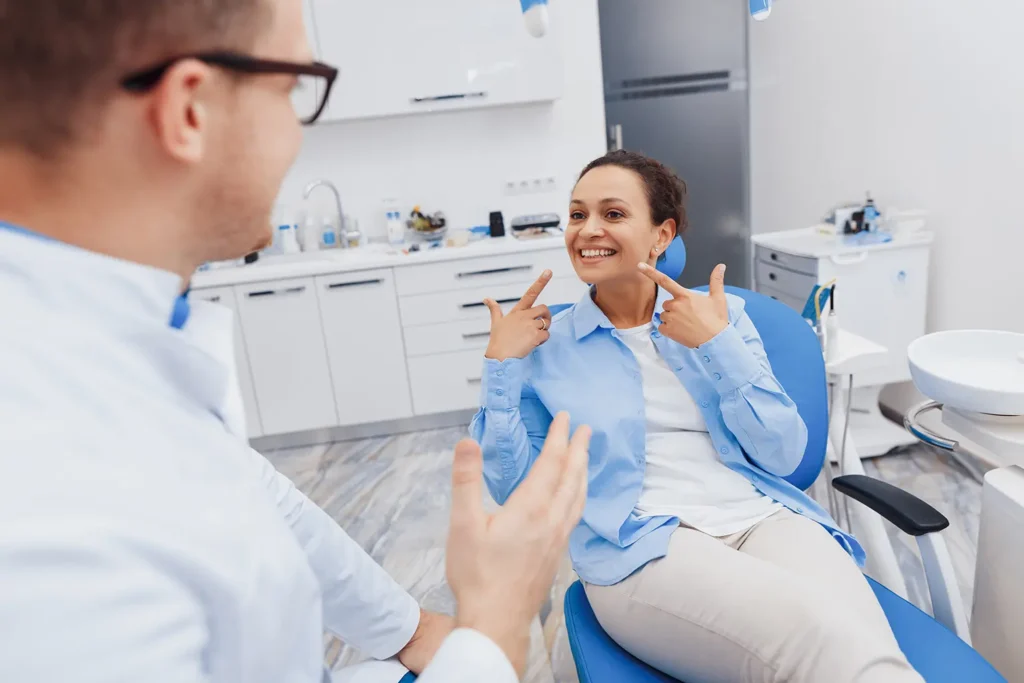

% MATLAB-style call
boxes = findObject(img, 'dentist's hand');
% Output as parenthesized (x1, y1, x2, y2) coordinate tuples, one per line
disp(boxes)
(446, 413, 591, 677)
(639, 262, 729, 348)
(483, 270, 553, 361)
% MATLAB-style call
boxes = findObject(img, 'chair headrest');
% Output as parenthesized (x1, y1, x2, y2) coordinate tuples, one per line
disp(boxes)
(656, 235, 687, 281)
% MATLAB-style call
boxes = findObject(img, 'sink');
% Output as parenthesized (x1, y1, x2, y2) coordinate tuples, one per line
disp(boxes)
(908, 330, 1024, 416)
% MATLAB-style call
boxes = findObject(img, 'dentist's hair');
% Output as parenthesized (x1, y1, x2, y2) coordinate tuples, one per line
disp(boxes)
(0, 0, 270, 158)
(577, 150, 689, 237)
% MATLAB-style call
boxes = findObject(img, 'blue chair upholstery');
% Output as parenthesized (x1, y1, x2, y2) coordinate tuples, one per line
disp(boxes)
(563, 287, 1005, 682)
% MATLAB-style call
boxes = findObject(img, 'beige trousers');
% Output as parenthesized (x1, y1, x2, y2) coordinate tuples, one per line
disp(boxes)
(585, 509, 924, 683)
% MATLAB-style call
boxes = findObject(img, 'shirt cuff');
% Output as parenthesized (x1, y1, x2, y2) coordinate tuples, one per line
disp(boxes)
(479, 358, 526, 409)
(696, 324, 763, 394)
(385, 598, 421, 663)
(416, 629, 518, 683)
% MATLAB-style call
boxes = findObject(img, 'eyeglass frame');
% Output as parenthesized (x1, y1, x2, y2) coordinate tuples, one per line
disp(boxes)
(120, 51, 339, 125)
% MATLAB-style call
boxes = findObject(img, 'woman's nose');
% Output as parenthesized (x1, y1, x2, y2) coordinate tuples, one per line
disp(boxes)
(579, 218, 605, 238)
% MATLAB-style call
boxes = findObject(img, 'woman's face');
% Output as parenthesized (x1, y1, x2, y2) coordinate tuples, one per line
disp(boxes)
(566, 165, 676, 286)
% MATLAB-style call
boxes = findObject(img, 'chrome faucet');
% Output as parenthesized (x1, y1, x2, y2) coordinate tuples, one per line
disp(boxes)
(303, 179, 360, 248)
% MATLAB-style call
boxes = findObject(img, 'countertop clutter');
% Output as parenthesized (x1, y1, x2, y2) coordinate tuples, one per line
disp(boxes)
(192, 234, 572, 289)
(197, 234, 587, 442)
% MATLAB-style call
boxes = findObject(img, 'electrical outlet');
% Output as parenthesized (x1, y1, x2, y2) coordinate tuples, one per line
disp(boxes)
(503, 176, 558, 196)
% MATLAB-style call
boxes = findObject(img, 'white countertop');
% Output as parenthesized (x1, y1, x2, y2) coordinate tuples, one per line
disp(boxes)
(191, 234, 567, 289)
(752, 226, 934, 258)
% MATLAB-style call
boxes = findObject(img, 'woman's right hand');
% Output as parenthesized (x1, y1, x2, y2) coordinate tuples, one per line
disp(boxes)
(483, 270, 553, 361)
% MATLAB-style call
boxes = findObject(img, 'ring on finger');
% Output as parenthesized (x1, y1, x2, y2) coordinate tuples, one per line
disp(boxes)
(538, 318, 549, 331)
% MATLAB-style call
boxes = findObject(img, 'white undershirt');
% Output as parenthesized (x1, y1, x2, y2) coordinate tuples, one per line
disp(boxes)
(617, 323, 782, 537)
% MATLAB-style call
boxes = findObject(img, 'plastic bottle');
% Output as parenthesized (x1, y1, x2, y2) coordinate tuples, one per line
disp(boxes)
(863, 194, 880, 232)
(301, 214, 321, 252)
(320, 216, 338, 249)
(278, 224, 300, 254)
(383, 200, 405, 246)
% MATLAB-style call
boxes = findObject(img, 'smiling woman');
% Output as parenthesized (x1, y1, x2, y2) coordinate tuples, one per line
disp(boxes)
(470, 152, 925, 682)
(566, 151, 688, 306)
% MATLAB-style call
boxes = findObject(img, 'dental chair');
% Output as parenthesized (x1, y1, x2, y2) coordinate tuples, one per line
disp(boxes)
(562, 237, 1005, 682)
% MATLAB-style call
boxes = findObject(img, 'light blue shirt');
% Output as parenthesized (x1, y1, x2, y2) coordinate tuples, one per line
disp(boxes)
(470, 286, 863, 586)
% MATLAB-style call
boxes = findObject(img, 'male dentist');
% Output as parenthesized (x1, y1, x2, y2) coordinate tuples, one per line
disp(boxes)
(0, 1, 590, 682)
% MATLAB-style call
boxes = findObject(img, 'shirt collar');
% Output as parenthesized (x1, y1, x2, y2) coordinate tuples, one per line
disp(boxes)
(571, 284, 675, 340)
(0, 221, 188, 330)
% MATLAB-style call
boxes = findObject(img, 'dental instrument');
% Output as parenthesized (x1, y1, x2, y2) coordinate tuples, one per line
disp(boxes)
(749, 0, 772, 21)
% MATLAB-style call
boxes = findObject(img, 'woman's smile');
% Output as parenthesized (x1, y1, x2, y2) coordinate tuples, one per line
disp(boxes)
(578, 246, 619, 263)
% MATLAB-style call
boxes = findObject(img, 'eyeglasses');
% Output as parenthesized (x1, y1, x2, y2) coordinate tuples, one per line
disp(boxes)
(121, 52, 339, 125)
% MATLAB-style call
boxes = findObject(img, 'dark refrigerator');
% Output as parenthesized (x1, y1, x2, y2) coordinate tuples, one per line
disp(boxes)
(599, 0, 750, 288)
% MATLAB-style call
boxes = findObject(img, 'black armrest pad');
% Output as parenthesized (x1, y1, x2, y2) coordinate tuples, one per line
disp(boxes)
(832, 475, 949, 537)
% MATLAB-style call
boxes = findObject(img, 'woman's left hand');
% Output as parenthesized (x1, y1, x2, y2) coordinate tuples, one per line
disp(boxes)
(638, 263, 729, 348)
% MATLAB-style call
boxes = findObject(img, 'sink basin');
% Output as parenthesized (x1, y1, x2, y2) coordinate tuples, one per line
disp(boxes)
(908, 330, 1024, 416)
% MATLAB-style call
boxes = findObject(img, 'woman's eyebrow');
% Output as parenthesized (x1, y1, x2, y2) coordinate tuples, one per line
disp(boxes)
(598, 197, 630, 206)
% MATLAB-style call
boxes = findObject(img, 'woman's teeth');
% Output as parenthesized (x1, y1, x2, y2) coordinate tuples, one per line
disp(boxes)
(581, 249, 616, 258)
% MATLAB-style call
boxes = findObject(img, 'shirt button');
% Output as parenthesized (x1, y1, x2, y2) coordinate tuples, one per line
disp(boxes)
(703, 355, 711, 363)
(796, 506, 805, 514)
(495, 389, 504, 396)
(496, 370, 504, 377)
(714, 372, 722, 381)
(701, 400, 710, 408)
(719, 446, 729, 455)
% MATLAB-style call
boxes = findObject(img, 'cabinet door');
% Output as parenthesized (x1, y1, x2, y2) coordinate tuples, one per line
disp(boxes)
(312, 0, 561, 122)
(315, 269, 413, 425)
(236, 277, 339, 435)
(194, 287, 264, 439)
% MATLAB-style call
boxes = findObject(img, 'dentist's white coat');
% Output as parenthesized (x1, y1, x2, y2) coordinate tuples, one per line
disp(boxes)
(0, 229, 517, 683)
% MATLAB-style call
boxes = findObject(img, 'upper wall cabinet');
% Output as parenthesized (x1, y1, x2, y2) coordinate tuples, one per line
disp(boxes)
(308, 0, 563, 122)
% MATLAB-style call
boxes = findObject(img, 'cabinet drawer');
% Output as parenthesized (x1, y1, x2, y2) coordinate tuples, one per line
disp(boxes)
(315, 269, 413, 425)
(399, 276, 586, 327)
(755, 260, 818, 301)
(236, 276, 339, 436)
(404, 319, 494, 357)
(407, 350, 487, 415)
(394, 248, 572, 296)
(754, 245, 818, 276)
(757, 283, 808, 314)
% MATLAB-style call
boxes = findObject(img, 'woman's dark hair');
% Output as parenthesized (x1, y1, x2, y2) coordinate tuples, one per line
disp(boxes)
(577, 150, 689, 236)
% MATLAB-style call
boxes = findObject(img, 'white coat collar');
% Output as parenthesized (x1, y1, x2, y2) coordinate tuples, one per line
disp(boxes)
(0, 225, 185, 330)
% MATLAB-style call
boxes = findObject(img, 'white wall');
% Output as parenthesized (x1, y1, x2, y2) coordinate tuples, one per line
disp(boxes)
(279, 0, 607, 242)
(750, 0, 1024, 337)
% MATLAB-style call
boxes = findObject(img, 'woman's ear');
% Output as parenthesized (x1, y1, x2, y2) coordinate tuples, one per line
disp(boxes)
(654, 219, 676, 255)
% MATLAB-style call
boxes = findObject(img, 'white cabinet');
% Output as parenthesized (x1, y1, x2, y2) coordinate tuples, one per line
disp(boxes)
(311, 0, 563, 122)
(315, 269, 413, 425)
(236, 277, 339, 435)
(194, 287, 264, 439)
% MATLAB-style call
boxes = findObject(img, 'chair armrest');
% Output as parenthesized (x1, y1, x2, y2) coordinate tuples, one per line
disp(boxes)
(832, 474, 949, 536)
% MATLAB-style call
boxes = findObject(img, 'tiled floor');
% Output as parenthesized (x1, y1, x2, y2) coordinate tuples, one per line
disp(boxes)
(262, 428, 986, 682)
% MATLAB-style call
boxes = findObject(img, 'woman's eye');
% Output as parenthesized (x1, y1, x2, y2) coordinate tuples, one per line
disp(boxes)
(569, 211, 585, 220)
(606, 210, 625, 219)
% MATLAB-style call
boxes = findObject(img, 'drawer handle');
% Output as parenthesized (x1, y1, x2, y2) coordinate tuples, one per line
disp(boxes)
(456, 265, 533, 279)
(205, 295, 222, 303)
(830, 252, 869, 266)
(462, 331, 491, 340)
(466, 377, 483, 385)
(461, 297, 521, 310)
(412, 91, 487, 104)
(770, 253, 779, 261)
(248, 286, 306, 298)
(327, 278, 383, 290)
(768, 272, 777, 281)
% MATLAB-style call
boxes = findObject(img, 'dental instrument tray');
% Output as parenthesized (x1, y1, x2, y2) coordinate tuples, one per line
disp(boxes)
(511, 213, 561, 236)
